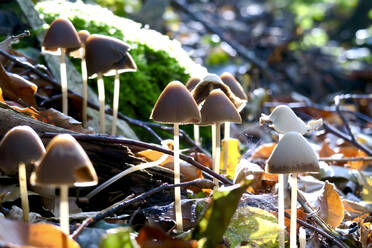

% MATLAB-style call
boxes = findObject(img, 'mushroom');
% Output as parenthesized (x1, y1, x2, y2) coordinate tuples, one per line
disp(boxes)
(150, 81, 201, 232)
(220, 72, 248, 173)
(0, 126, 45, 222)
(85, 34, 136, 134)
(30, 134, 97, 234)
(266, 132, 319, 248)
(199, 89, 241, 187)
(42, 17, 81, 115)
(185, 77, 201, 145)
(66, 30, 90, 128)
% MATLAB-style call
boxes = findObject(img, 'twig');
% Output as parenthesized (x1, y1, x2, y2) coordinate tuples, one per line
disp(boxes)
(42, 132, 233, 185)
(334, 96, 356, 143)
(171, 0, 276, 81)
(319, 157, 372, 162)
(0, 30, 30, 48)
(70, 217, 93, 240)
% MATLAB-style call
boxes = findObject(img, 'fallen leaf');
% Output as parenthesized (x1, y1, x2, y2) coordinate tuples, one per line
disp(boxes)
(0, 217, 79, 248)
(343, 199, 370, 222)
(314, 182, 344, 228)
(220, 138, 241, 178)
(361, 174, 372, 203)
(319, 139, 336, 158)
(283, 209, 307, 232)
(360, 217, 372, 248)
(100, 226, 138, 248)
(250, 143, 276, 160)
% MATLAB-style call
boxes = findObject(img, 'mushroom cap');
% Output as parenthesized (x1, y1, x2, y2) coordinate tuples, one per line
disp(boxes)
(191, 73, 246, 111)
(265, 131, 319, 174)
(30, 134, 97, 187)
(85, 34, 131, 77)
(199, 89, 242, 125)
(42, 17, 81, 54)
(185, 77, 201, 91)
(150, 81, 201, 124)
(259, 105, 308, 134)
(66, 30, 90, 58)
(0, 126, 45, 175)
(102, 52, 137, 76)
(220, 72, 248, 100)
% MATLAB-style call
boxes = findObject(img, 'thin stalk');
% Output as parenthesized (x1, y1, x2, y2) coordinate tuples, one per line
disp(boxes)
(173, 123, 183, 232)
(212, 124, 217, 187)
(193, 125, 200, 146)
(223, 122, 230, 173)
(81, 48, 88, 128)
(290, 173, 298, 248)
(97, 73, 105, 134)
(112, 70, 120, 135)
(278, 173, 285, 248)
(60, 48, 68, 115)
(60, 185, 69, 235)
(212, 123, 221, 188)
(18, 162, 29, 222)
(299, 227, 306, 248)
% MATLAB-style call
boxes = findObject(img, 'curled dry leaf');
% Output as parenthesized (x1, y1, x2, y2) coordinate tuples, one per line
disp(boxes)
(360, 217, 372, 248)
(0, 217, 80, 248)
(343, 199, 371, 222)
(314, 181, 344, 228)
(250, 142, 276, 160)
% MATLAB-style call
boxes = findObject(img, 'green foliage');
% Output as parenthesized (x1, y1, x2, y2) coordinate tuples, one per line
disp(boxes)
(95, 0, 141, 16)
(100, 227, 138, 248)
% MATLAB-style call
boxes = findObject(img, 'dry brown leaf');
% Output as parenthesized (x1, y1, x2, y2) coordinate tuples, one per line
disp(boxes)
(250, 143, 276, 160)
(282, 209, 307, 232)
(319, 139, 336, 158)
(360, 217, 372, 248)
(314, 182, 344, 228)
(337, 146, 369, 170)
(343, 200, 370, 222)
(0, 218, 80, 248)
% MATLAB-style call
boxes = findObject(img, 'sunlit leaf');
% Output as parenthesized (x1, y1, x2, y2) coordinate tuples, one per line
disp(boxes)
(250, 143, 276, 160)
(318, 139, 336, 158)
(100, 227, 138, 248)
(314, 182, 344, 228)
(361, 174, 372, 203)
(220, 138, 241, 178)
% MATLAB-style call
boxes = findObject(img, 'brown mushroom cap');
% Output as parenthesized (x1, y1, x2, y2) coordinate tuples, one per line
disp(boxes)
(31, 134, 97, 187)
(185, 77, 201, 91)
(85, 34, 131, 77)
(150, 81, 201, 124)
(220, 72, 247, 100)
(0, 126, 45, 175)
(103, 52, 137, 76)
(199, 89, 242, 125)
(191, 73, 246, 111)
(265, 131, 320, 174)
(42, 17, 81, 54)
(66, 30, 90, 58)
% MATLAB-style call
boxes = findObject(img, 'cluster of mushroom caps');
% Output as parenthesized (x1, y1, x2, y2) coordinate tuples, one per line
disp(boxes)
(0, 126, 97, 235)
(42, 17, 137, 134)
(260, 105, 322, 248)
(150, 72, 247, 232)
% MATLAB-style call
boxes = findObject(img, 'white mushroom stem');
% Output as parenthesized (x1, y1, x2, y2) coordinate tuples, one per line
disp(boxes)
(59, 185, 69, 235)
(111, 70, 120, 136)
(173, 123, 183, 232)
(18, 162, 29, 222)
(60, 48, 68, 115)
(81, 48, 88, 128)
(212, 123, 221, 188)
(278, 174, 285, 248)
(299, 227, 306, 248)
(290, 173, 298, 248)
(97, 73, 106, 134)
(223, 122, 230, 173)
(193, 125, 200, 146)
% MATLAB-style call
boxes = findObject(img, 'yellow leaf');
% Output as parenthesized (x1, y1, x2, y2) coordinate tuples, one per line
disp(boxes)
(314, 182, 344, 228)
(136, 149, 173, 165)
(361, 175, 372, 203)
(220, 138, 241, 178)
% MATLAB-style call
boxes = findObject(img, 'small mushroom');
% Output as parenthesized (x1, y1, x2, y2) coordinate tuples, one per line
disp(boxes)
(0, 126, 45, 222)
(150, 81, 201, 232)
(30, 134, 97, 234)
(266, 131, 319, 248)
(199, 89, 241, 187)
(66, 30, 90, 128)
(85, 34, 136, 134)
(185, 77, 201, 145)
(42, 17, 81, 115)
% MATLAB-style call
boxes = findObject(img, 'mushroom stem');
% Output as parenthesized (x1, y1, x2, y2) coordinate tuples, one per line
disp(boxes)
(81, 48, 88, 128)
(111, 70, 120, 136)
(212, 123, 221, 188)
(278, 173, 285, 248)
(173, 123, 183, 232)
(18, 162, 29, 222)
(299, 227, 306, 248)
(97, 73, 106, 134)
(60, 48, 68, 115)
(290, 173, 298, 248)
(223, 122, 230, 173)
(193, 125, 200, 146)
(60, 185, 70, 235)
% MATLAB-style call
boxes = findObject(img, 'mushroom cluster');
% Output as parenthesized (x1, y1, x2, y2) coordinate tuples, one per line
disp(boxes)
(42, 17, 137, 134)
(260, 105, 322, 248)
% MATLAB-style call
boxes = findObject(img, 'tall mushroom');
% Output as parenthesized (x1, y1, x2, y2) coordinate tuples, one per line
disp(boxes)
(150, 81, 201, 232)
(30, 134, 97, 234)
(0, 126, 45, 222)
(42, 17, 81, 115)
(185, 77, 201, 145)
(85, 34, 136, 134)
(266, 131, 319, 248)
(199, 89, 241, 187)
(220, 72, 248, 173)
(66, 30, 90, 128)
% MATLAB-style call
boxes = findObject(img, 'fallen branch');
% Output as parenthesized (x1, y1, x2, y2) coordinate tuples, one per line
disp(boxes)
(319, 157, 372, 162)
